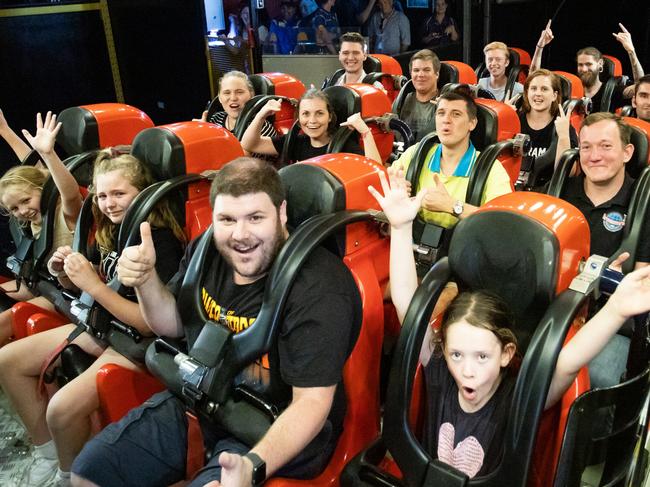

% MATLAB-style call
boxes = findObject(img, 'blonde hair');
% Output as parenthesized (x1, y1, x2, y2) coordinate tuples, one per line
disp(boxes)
(0, 166, 48, 220)
(91, 150, 186, 254)
(483, 41, 510, 59)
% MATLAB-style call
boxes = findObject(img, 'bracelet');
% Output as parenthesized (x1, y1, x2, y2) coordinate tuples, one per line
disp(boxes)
(536, 44, 544, 49)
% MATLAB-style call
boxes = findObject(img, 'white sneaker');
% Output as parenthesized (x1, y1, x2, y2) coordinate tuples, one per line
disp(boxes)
(19, 453, 58, 486)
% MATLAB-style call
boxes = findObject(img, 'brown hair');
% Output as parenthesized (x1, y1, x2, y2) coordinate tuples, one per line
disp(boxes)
(432, 290, 519, 367)
(409, 49, 441, 74)
(340, 32, 366, 52)
(218, 70, 255, 97)
(576, 46, 602, 61)
(91, 150, 186, 254)
(210, 157, 285, 209)
(580, 112, 632, 147)
(521, 69, 563, 117)
(438, 87, 478, 120)
(0, 166, 48, 221)
(634, 74, 650, 95)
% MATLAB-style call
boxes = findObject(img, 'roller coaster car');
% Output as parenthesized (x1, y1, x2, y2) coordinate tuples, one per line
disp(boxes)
(207, 72, 306, 137)
(12, 123, 242, 354)
(391, 61, 477, 118)
(95, 153, 389, 484)
(5, 104, 153, 332)
(342, 191, 595, 487)
(553, 71, 592, 133)
(404, 93, 528, 270)
(598, 55, 631, 113)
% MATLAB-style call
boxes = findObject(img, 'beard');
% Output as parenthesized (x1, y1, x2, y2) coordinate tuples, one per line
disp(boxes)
(217, 218, 287, 283)
(579, 70, 599, 88)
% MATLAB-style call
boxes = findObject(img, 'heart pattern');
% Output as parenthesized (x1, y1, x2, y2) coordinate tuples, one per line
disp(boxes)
(437, 422, 485, 478)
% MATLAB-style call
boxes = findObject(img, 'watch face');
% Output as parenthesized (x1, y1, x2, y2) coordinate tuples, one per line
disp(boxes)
(453, 201, 463, 216)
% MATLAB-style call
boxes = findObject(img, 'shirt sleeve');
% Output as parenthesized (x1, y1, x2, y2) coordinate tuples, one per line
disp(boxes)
(400, 13, 411, 47)
(261, 120, 279, 138)
(481, 159, 513, 205)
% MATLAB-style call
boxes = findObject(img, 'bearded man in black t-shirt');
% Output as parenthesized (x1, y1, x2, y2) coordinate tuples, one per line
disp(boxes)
(71, 157, 362, 487)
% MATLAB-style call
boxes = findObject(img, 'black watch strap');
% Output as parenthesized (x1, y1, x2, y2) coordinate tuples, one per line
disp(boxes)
(244, 451, 266, 486)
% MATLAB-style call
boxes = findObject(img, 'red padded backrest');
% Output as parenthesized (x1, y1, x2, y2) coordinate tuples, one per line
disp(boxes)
(369, 54, 403, 76)
(603, 55, 623, 78)
(443, 60, 478, 84)
(258, 72, 306, 100)
(80, 103, 154, 149)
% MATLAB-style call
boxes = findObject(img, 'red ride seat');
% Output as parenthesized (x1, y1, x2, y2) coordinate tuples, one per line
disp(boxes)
(342, 191, 592, 487)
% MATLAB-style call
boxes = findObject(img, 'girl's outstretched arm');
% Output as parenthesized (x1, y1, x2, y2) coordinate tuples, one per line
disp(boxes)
(340, 113, 383, 165)
(22, 112, 82, 230)
(545, 265, 650, 409)
(0, 108, 31, 161)
(368, 167, 427, 324)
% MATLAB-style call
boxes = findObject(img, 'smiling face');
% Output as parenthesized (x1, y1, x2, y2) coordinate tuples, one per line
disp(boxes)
(526, 75, 557, 114)
(410, 58, 439, 98)
(339, 41, 367, 76)
(213, 192, 287, 285)
(95, 169, 140, 224)
(218, 76, 253, 120)
(579, 119, 633, 187)
(576, 54, 602, 89)
(435, 0, 447, 13)
(444, 320, 515, 412)
(485, 48, 509, 79)
(633, 82, 650, 122)
(1, 186, 42, 224)
(298, 96, 332, 143)
(435, 98, 477, 149)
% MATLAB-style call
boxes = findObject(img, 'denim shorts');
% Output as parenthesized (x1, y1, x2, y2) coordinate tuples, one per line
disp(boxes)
(73, 390, 339, 486)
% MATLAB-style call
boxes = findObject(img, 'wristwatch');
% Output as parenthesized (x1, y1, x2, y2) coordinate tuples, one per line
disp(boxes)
(452, 200, 464, 217)
(244, 452, 266, 486)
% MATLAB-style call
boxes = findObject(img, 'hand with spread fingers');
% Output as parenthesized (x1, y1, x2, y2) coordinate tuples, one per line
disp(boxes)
(612, 23, 635, 53)
(22, 111, 62, 156)
(368, 166, 427, 230)
(554, 102, 571, 138)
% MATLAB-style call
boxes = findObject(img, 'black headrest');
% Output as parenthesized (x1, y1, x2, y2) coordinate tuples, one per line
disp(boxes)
(323, 86, 361, 127)
(627, 125, 650, 179)
(56, 107, 100, 156)
(364, 56, 382, 73)
(508, 48, 520, 67)
(279, 164, 346, 256)
(438, 62, 459, 87)
(131, 128, 186, 182)
(471, 104, 499, 150)
(449, 211, 558, 351)
(249, 74, 275, 96)
(555, 73, 572, 102)
(601, 57, 615, 81)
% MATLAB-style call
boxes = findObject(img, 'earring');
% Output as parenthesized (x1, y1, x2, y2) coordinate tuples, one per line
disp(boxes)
(599, 66, 603, 73)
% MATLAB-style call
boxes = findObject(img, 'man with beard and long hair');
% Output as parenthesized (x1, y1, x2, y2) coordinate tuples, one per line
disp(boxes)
(530, 21, 644, 113)
(71, 157, 362, 487)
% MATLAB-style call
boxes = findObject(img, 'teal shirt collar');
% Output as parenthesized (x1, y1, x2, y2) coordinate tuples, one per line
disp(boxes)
(427, 141, 477, 177)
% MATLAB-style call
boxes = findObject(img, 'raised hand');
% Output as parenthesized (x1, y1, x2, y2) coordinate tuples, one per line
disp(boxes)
(192, 110, 209, 122)
(117, 222, 157, 288)
(340, 112, 370, 134)
(421, 173, 454, 214)
(259, 99, 282, 119)
(554, 102, 570, 137)
(537, 19, 554, 48)
(47, 245, 73, 277)
(612, 23, 635, 53)
(368, 166, 427, 230)
(64, 252, 103, 294)
(22, 111, 61, 156)
(607, 265, 650, 319)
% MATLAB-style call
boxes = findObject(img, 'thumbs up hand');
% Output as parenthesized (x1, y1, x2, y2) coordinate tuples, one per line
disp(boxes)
(118, 222, 158, 288)
(422, 174, 455, 214)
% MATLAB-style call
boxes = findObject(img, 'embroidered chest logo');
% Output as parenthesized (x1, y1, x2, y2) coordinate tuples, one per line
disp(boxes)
(437, 422, 485, 478)
(602, 211, 626, 233)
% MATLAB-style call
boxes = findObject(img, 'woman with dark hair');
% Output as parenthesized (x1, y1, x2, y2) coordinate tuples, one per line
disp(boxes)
(241, 88, 382, 164)
(515, 69, 578, 186)
(422, 0, 459, 47)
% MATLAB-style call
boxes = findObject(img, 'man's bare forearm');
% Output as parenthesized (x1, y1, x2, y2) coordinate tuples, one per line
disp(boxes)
(134, 273, 184, 337)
